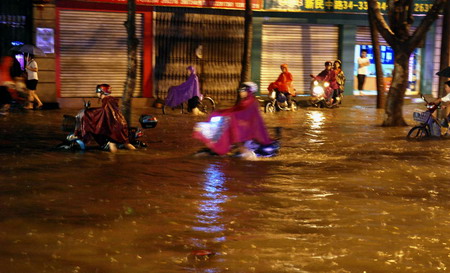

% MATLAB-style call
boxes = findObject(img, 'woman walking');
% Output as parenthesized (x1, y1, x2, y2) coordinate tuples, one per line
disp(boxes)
(25, 54, 43, 109)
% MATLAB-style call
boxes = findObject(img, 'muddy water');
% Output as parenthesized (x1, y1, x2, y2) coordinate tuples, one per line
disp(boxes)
(1, 98, 449, 272)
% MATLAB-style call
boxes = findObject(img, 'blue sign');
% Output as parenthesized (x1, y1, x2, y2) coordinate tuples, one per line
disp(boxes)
(360, 44, 394, 65)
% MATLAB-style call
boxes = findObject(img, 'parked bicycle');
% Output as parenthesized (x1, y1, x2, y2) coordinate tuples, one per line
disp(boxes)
(407, 95, 448, 140)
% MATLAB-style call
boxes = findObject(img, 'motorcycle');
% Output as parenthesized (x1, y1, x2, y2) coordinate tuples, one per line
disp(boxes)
(264, 90, 297, 113)
(406, 95, 448, 140)
(309, 79, 334, 108)
(58, 100, 158, 150)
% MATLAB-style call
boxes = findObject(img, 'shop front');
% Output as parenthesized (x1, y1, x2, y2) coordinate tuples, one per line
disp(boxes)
(354, 27, 423, 96)
(252, 0, 440, 97)
(55, 0, 261, 102)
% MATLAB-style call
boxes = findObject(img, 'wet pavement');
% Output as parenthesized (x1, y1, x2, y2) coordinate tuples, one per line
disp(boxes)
(1, 96, 450, 273)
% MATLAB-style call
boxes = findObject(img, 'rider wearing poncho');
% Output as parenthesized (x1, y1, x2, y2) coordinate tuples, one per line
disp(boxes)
(165, 66, 202, 109)
(194, 82, 272, 156)
(74, 84, 135, 152)
(268, 64, 295, 107)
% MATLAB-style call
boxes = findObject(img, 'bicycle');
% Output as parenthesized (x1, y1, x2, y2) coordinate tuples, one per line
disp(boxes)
(162, 96, 216, 115)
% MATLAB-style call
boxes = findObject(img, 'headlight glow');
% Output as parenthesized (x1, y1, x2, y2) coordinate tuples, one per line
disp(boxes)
(313, 86, 325, 96)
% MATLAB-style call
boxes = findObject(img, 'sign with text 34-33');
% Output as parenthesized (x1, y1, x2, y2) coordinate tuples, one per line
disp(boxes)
(264, 0, 434, 14)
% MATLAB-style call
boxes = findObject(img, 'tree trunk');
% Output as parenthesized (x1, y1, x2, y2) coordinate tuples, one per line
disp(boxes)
(383, 52, 410, 126)
(122, 0, 139, 125)
(368, 11, 386, 109)
(438, 1, 450, 110)
(240, 0, 252, 84)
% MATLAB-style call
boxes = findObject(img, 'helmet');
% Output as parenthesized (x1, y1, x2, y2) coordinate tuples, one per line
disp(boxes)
(240, 82, 258, 94)
(96, 84, 111, 95)
(334, 59, 342, 66)
(325, 61, 332, 66)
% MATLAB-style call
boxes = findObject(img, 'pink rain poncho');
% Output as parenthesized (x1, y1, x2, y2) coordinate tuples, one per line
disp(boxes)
(193, 94, 273, 155)
(165, 66, 202, 107)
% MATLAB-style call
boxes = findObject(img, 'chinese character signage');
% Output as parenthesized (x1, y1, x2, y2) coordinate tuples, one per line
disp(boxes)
(82, 0, 262, 10)
(265, 0, 434, 14)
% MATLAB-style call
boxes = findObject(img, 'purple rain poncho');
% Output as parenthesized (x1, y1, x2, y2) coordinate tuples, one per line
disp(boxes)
(165, 66, 202, 107)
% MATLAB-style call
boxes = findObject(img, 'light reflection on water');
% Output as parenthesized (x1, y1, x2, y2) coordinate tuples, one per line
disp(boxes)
(1, 101, 450, 272)
(192, 163, 227, 241)
(306, 111, 325, 131)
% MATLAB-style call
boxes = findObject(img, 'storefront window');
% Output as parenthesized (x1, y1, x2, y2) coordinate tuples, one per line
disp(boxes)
(354, 45, 420, 94)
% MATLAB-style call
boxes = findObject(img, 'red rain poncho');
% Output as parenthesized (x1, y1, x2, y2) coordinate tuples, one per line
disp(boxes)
(75, 96, 130, 145)
(268, 64, 295, 96)
(193, 94, 272, 155)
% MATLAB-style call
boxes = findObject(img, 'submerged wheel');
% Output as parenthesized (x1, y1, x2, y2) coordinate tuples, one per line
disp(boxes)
(199, 97, 215, 114)
(407, 126, 429, 140)
(162, 103, 184, 115)
(265, 101, 276, 113)
(290, 101, 298, 111)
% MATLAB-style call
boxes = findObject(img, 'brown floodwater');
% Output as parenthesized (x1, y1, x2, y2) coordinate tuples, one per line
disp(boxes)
(1, 96, 449, 272)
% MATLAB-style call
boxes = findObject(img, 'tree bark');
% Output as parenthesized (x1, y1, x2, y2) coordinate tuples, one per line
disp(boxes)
(438, 1, 450, 98)
(368, 10, 386, 109)
(367, 0, 447, 126)
(240, 0, 252, 84)
(383, 53, 410, 126)
(122, 0, 139, 125)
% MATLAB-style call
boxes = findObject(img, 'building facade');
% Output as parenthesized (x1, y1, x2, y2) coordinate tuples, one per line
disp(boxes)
(8, 0, 443, 106)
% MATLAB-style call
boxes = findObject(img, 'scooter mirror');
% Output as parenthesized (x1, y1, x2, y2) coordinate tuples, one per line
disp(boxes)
(421, 94, 427, 103)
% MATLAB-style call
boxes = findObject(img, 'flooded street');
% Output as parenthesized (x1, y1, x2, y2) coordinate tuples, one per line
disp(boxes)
(1, 96, 449, 273)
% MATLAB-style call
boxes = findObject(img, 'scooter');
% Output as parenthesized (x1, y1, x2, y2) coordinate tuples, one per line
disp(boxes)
(406, 95, 448, 140)
(194, 117, 281, 158)
(264, 90, 297, 113)
(58, 100, 158, 150)
(309, 79, 334, 108)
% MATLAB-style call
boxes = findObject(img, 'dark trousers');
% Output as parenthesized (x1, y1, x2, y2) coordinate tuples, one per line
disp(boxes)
(277, 91, 292, 107)
(357, 74, 366, 91)
(332, 89, 340, 103)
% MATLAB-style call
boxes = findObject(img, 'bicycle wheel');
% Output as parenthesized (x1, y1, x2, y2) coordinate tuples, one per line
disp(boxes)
(162, 103, 184, 115)
(407, 125, 429, 140)
(265, 101, 276, 113)
(199, 97, 215, 114)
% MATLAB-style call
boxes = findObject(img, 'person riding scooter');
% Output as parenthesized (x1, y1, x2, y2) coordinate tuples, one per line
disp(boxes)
(194, 82, 275, 159)
(310, 61, 339, 105)
(268, 64, 296, 109)
(73, 84, 136, 152)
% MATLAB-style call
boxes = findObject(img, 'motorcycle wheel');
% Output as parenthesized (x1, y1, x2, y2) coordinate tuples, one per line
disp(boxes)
(162, 103, 184, 115)
(265, 101, 276, 113)
(407, 125, 429, 140)
(290, 101, 298, 111)
(199, 97, 215, 114)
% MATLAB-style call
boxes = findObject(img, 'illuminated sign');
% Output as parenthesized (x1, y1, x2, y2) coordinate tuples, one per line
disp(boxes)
(36, 27, 54, 54)
(81, 0, 262, 10)
(265, 0, 434, 14)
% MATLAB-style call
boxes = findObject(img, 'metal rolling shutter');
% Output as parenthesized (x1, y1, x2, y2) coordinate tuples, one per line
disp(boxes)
(356, 26, 388, 45)
(59, 10, 143, 97)
(261, 24, 339, 95)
